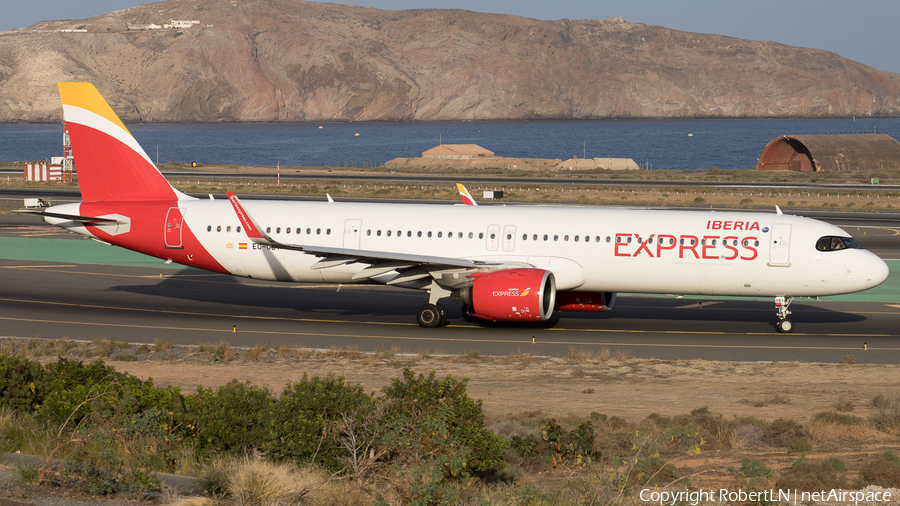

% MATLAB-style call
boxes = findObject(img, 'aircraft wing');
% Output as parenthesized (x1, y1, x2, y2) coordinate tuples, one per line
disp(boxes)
(226, 192, 522, 283)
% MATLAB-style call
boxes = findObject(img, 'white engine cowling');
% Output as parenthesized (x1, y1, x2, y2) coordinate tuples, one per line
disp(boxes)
(460, 268, 556, 321)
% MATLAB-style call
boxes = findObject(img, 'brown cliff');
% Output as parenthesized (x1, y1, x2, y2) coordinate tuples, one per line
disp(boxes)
(1, 0, 899, 122)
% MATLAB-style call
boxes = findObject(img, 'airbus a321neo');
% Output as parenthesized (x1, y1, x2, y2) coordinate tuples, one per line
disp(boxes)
(29, 83, 889, 332)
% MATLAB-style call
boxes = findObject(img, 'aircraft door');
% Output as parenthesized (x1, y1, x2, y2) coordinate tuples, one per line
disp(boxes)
(769, 224, 791, 266)
(486, 224, 500, 251)
(164, 208, 185, 249)
(344, 219, 362, 249)
(502, 225, 517, 252)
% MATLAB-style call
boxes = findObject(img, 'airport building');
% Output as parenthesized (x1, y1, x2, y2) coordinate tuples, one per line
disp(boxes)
(756, 133, 900, 172)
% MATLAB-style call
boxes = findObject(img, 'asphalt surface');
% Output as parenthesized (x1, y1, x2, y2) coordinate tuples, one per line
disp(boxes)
(1, 206, 899, 363)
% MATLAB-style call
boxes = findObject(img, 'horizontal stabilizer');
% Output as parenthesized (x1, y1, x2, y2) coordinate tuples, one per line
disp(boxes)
(14, 209, 120, 223)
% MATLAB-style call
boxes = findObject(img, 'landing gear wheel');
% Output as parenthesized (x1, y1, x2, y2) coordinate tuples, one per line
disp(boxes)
(777, 318, 794, 333)
(417, 304, 442, 328)
(436, 303, 448, 327)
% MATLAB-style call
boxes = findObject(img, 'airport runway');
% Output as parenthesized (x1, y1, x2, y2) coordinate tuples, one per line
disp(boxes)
(0, 259, 898, 363)
(1, 206, 899, 363)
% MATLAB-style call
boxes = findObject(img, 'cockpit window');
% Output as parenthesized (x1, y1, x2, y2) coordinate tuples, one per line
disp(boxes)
(816, 236, 861, 252)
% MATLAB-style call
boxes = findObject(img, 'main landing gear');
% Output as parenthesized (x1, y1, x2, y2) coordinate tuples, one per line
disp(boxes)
(775, 296, 794, 333)
(416, 303, 447, 328)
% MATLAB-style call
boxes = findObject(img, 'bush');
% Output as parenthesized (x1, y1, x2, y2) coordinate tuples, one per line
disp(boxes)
(776, 456, 848, 491)
(181, 380, 273, 455)
(379, 368, 507, 477)
(264, 373, 371, 470)
(856, 452, 900, 488)
(62, 432, 160, 495)
(0, 354, 47, 412)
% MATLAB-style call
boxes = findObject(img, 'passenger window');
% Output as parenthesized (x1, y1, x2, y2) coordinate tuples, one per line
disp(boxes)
(285, 227, 290, 234)
(265, 227, 269, 233)
(397, 230, 401, 237)
(428, 231, 433, 238)
(564, 235, 569, 241)
(296, 228, 300, 234)
(276, 227, 281, 234)
(554, 235, 559, 241)
(700, 239, 705, 245)
(543, 235, 548, 241)
(606, 237, 610, 243)
(616, 236, 621, 243)
(627, 237, 632, 244)
(523, 234, 528, 240)
(207, 226, 212, 232)
(418, 231, 422, 237)
(490, 233, 495, 239)
(407, 231, 412, 237)
(680, 238, 684, 245)
(438, 232, 443, 238)
(691, 239, 696, 246)
(468, 232, 473, 239)
(317, 228, 321, 235)
(327, 229, 331, 235)
(387, 230, 392, 237)
(306, 228, 311, 234)
(227, 226, 232, 232)
(377, 230, 382, 236)
(648, 237, 653, 244)
(479, 233, 484, 239)
(237, 227, 241, 233)
(533, 234, 538, 241)
(507, 234, 512, 240)
(574, 236, 579, 242)
(637, 237, 642, 244)
(458, 232, 462, 238)
(367, 230, 371, 236)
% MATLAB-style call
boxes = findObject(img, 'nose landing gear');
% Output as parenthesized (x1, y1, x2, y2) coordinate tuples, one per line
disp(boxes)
(775, 296, 794, 333)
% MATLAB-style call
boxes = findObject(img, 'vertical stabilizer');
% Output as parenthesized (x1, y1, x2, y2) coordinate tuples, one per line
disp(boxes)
(58, 82, 191, 202)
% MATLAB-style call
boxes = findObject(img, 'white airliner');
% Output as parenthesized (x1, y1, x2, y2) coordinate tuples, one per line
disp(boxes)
(30, 83, 889, 332)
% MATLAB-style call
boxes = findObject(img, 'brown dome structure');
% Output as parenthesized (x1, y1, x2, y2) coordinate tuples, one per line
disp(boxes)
(756, 134, 900, 172)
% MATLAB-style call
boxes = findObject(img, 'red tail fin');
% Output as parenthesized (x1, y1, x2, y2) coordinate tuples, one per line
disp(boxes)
(58, 82, 189, 202)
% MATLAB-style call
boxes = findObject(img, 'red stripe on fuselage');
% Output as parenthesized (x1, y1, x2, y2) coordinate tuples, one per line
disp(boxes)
(80, 201, 229, 274)
(65, 123, 177, 202)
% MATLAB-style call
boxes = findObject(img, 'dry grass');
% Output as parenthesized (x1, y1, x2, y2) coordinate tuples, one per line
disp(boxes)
(807, 419, 892, 443)
(247, 343, 269, 362)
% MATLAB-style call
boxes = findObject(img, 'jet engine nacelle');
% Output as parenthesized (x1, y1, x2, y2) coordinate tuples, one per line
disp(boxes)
(460, 268, 556, 321)
(555, 291, 616, 312)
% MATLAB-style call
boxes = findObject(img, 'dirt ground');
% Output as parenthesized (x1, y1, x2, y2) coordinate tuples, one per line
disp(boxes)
(107, 353, 896, 423)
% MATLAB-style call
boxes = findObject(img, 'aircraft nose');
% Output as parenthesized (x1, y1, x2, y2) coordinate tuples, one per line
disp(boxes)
(866, 256, 890, 288)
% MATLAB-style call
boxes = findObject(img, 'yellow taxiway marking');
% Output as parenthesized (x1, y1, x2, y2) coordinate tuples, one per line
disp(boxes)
(0, 314, 895, 352)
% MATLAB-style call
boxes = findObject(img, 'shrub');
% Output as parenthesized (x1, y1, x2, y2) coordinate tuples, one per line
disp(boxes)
(856, 451, 900, 488)
(62, 431, 160, 496)
(181, 380, 273, 455)
(776, 456, 848, 491)
(789, 436, 813, 453)
(264, 373, 371, 471)
(0, 353, 47, 412)
(733, 458, 774, 479)
(379, 368, 507, 477)
(764, 418, 805, 447)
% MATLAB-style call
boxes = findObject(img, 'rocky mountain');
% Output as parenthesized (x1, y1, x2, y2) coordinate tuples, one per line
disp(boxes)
(1, 0, 899, 122)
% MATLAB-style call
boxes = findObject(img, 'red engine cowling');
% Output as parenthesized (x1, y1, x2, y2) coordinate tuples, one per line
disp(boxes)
(555, 291, 616, 312)
(460, 268, 556, 321)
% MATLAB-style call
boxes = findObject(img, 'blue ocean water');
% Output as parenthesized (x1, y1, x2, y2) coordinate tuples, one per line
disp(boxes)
(2, 117, 899, 170)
